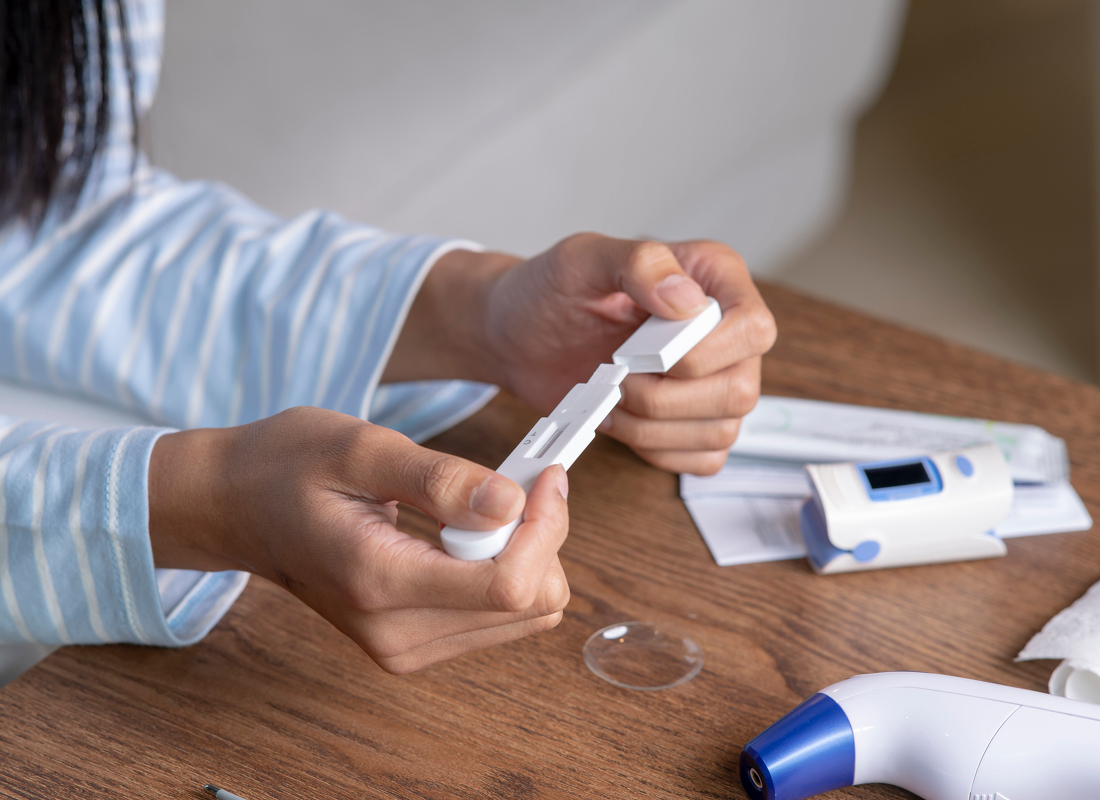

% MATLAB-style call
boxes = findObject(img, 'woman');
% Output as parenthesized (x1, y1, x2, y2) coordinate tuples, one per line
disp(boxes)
(0, 0, 775, 673)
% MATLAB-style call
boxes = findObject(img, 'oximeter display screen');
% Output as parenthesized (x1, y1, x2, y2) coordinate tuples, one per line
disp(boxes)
(863, 461, 930, 489)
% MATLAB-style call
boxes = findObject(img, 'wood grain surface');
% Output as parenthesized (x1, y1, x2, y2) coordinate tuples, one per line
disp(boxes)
(2, 282, 1097, 800)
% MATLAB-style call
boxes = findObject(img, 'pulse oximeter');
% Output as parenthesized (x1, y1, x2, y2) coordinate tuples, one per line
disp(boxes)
(800, 443, 1013, 574)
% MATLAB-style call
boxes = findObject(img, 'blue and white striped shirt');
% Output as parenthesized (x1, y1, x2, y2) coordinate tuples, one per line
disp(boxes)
(0, 0, 495, 648)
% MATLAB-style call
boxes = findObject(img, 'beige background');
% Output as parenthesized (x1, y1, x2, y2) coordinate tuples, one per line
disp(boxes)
(776, 0, 1098, 384)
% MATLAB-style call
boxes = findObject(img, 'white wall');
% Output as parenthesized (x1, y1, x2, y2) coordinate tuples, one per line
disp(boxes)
(147, 1, 905, 272)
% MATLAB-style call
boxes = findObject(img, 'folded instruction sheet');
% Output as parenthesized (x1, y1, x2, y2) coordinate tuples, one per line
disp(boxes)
(683, 397, 1092, 567)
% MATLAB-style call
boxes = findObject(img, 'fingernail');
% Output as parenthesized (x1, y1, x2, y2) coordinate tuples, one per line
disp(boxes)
(597, 415, 613, 434)
(469, 475, 517, 520)
(553, 465, 569, 500)
(655, 273, 708, 314)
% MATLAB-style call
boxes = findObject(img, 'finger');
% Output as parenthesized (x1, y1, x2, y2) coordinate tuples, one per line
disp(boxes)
(599, 408, 742, 452)
(631, 447, 731, 476)
(343, 426, 525, 531)
(374, 612, 565, 674)
(354, 465, 568, 613)
(558, 234, 711, 320)
(663, 240, 777, 379)
(617, 359, 761, 421)
(487, 464, 571, 611)
(352, 558, 569, 660)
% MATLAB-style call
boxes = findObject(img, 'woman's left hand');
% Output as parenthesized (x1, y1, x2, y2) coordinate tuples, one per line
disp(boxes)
(384, 234, 777, 476)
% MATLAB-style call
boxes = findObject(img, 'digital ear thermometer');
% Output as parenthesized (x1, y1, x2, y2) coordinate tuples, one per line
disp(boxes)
(799, 443, 1013, 574)
(441, 297, 722, 560)
(740, 671, 1100, 800)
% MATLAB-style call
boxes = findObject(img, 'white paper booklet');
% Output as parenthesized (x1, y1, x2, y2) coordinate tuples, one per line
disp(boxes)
(727, 395, 1068, 485)
(683, 397, 1092, 568)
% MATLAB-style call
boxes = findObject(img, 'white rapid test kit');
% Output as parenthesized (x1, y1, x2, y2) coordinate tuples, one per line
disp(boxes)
(441, 297, 722, 560)
(799, 443, 1014, 574)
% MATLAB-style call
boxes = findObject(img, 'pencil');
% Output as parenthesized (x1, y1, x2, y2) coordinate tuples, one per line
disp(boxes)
(204, 783, 249, 800)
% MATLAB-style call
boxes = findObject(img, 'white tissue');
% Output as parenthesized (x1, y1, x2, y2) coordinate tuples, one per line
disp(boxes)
(1017, 580, 1100, 704)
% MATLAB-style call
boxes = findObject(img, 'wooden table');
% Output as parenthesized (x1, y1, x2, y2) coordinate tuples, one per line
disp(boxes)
(2, 283, 1098, 800)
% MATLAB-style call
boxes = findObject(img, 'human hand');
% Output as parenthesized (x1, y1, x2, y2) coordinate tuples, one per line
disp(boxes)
(389, 235, 777, 475)
(148, 407, 570, 674)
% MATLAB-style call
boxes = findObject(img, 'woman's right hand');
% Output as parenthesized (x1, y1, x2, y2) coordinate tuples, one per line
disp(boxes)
(147, 406, 570, 674)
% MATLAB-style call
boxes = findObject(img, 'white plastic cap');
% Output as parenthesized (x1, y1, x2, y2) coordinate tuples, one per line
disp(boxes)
(613, 297, 721, 373)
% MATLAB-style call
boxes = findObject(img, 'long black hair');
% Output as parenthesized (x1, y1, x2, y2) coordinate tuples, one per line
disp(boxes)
(0, 0, 137, 229)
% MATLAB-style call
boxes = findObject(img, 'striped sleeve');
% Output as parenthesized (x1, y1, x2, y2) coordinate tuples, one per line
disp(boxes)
(0, 171, 500, 647)
(0, 417, 245, 646)
(0, 0, 497, 434)
(0, 0, 500, 649)
(0, 167, 496, 435)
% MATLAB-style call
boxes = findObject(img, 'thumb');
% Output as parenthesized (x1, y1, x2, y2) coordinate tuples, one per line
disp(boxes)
(574, 235, 710, 320)
(359, 429, 526, 530)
